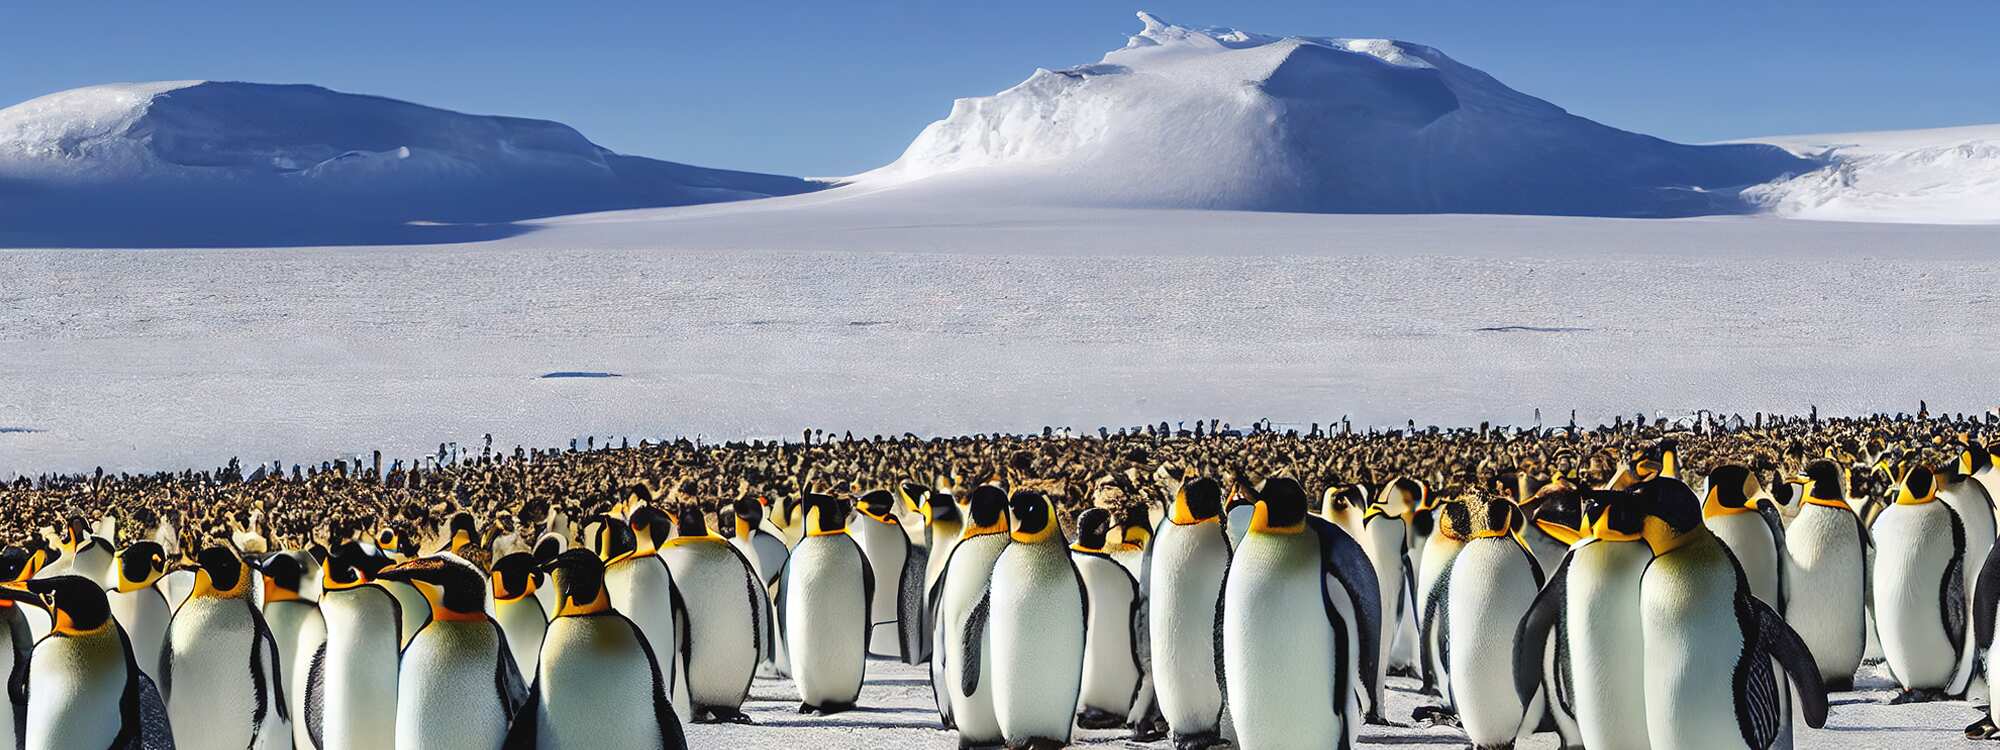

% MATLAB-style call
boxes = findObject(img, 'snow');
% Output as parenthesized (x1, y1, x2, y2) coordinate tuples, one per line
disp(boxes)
(1735, 125, 2000, 224)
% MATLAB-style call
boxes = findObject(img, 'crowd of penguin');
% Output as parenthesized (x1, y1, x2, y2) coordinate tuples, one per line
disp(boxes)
(3, 409, 2000, 748)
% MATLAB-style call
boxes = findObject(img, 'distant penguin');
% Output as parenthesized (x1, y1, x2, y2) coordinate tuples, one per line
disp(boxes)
(1629, 478, 1828, 749)
(375, 554, 529, 750)
(1360, 477, 1422, 712)
(1518, 487, 1656, 750)
(1071, 508, 1143, 730)
(986, 490, 1088, 748)
(928, 485, 1012, 747)
(107, 542, 173, 688)
(0, 575, 175, 750)
(1873, 465, 1974, 702)
(162, 545, 290, 750)
(308, 541, 405, 749)
(1222, 477, 1382, 750)
(252, 550, 325, 750)
(506, 549, 688, 749)
(1782, 460, 1869, 691)
(775, 494, 872, 714)
(851, 489, 930, 664)
(489, 552, 548, 680)
(660, 506, 766, 723)
(598, 512, 693, 719)
(1147, 477, 1232, 749)
(1429, 495, 1546, 750)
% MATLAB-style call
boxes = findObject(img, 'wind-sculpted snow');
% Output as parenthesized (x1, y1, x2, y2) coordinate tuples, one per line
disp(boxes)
(0, 81, 824, 247)
(1740, 125, 2000, 224)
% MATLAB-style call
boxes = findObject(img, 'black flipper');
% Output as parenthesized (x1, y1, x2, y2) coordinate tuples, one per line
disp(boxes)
(855, 537, 878, 653)
(722, 542, 766, 708)
(501, 681, 539, 750)
(1309, 516, 1382, 718)
(898, 539, 932, 665)
(251, 599, 289, 724)
(1755, 501, 1790, 611)
(305, 641, 328, 750)
(1946, 509, 1970, 671)
(1750, 595, 1828, 729)
(1420, 554, 1455, 700)
(491, 619, 530, 722)
(927, 546, 958, 728)
(1974, 534, 2000, 651)
(626, 612, 691, 750)
(1514, 548, 1572, 706)
(669, 579, 693, 705)
(4, 605, 29, 741)
(773, 558, 792, 652)
(961, 587, 991, 698)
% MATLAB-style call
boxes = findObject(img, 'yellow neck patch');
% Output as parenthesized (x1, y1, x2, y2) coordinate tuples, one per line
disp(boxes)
(1248, 503, 1305, 535)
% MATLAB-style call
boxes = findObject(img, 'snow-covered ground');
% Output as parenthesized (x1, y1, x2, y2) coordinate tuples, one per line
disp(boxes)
(1736, 124, 2000, 224)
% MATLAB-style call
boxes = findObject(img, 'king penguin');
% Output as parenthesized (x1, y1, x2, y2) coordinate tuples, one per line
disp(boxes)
(1431, 494, 1546, 750)
(1781, 460, 1869, 691)
(1873, 463, 1974, 702)
(1942, 447, 1997, 696)
(0, 549, 44, 750)
(726, 497, 787, 677)
(1360, 476, 1421, 712)
(107, 542, 172, 688)
(852, 488, 930, 664)
(1703, 465, 1788, 614)
(1630, 477, 1828, 749)
(1222, 477, 1382, 750)
(373, 527, 429, 650)
(660, 505, 766, 723)
(985, 490, 1088, 749)
(1146, 477, 1232, 749)
(251, 550, 325, 750)
(1517, 487, 1655, 750)
(1071, 507, 1143, 730)
(306, 541, 404, 749)
(927, 484, 1012, 748)
(775, 494, 872, 714)
(505, 549, 688, 749)
(376, 554, 528, 750)
(489, 552, 548, 682)
(598, 511, 693, 719)
(161, 545, 290, 750)
(0, 575, 174, 750)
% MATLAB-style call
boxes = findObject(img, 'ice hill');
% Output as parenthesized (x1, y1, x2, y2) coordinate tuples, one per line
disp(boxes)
(0, 81, 824, 246)
(852, 12, 1812, 218)
(1739, 124, 2000, 224)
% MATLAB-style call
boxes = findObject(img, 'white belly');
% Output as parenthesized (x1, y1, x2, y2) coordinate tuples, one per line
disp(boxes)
(1567, 540, 1654, 750)
(496, 598, 548, 680)
(988, 542, 1086, 744)
(1708, 513, 1780, 606)
(535, 616, 663, 748)
(1416, 535, 1463, 699)
(397, 621, 509, 750)
(381, 581, 430, 648)
(785, 537, 868, 706)
(938, 535, 1009, 743)
(1445, 540, 1538, 747)
(603, 554, 686, 715)
(108, 587, 171, 685)
(1642, 539, 1748, 750)
(1074, 552, 1141, 714)
(1149, 523, 1230, 736)
(851, 518, 910, 656)
(321, 587, 402, 748)
(1872, 502, 1960, 689)
(1225, 531, 1345, 750)
(664, 542, 760, 710)
(1783, 505, 1867, 683)
(1360, 518, 1408, 700)
(26, 634, 125, 750)
(165, 598, 265, 750)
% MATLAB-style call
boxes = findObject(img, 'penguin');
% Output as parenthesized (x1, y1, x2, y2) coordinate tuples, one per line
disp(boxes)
(306, 541, 404, 749)
(1320, 484, 1369, 541)
(489, 552, 548, 681)
(851, 489, 930, 664)
(251, 550, 325, 750)
(1360, 476, 1421, 710)
(1873, 464, 1974, 702)
(66, 526, 118, 590)
(16, 542, 58, 642)
(1225, 487, 1257, 549)
(1221, 477, 1382, 750)
(1071, 507, 1143, 730)
(1942, 449, 1997, 694)
(0, 575, 174, 750)
(0, 549, 43, 749)
(729, 497, 790, 590)
(374, 528, 429, 649)
(1517, 487, 1657, 750)
(927, 484, 1012, 747)
(984, 490, 1087, 749)
(1704, 465, 1788, 612)
(659, 506, 766, 724)
(1413, 494, 1466, 703)
(1429, 494, 1546, 750)
(375, 554, 529, 750)
(763, 494, 807, 550)
(597, 512, 693, 719)
(161, 545, 290, 750)
(107, 542, 172, 688)
(529, 533, 567, 631)
(1110, 506, 1152, 578)
(1782, 460, 1869, 691)
(1521, 480, 1587, 574)
(1145, 477, 1232, 749)
(505, 549, 688, 749)
(774, 494, 872, 714)
(1629, 477, 1829, 749)
(906, 483, 964, 594)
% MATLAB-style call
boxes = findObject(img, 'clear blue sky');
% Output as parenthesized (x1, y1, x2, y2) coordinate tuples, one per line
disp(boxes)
(7, 1, 1996, 176)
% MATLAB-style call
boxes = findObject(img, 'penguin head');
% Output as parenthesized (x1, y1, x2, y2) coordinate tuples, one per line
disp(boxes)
(1527, 483, 1586, 545)
(1960, 441, 1993, 476)
(585, 515, 638, 562)
(732, 497, 766, 537)
(1007, 490, 1059, 544)
(1701, 465, 1763, 517)
(0, 575, 114, 637)
(0, 548, 31, 587)
(803, 494, 849, 537)
(1071, 508, 1113, 553)
(961, 486, 1010, 538)
(1793, 459, 1848, 504)
(1895, 465, 1941, 506)
(856, 490, 899, 525)
(378, 555, 488, 622)
(323, 541, 393, 591)
(185, 545, 251, 599)
(114, 541, 168, 593)
(444, 512, 479, 555)
(1322, 484, 1369, 515)
(251, 551, 313, 603)
(1170, 477, 1223, 526)
(490, 552, 543, 601)
(629, 506, 677, 552)
(1246, 477, 1310, 535)
(1115, 506, 1152, 550)
(1630, 478, 1706, 555)
(904, 483, 961, 527)
(1367, 477, 1422, 523)
(1581, 489, 1648, 543)
(541, 549, 611, 617)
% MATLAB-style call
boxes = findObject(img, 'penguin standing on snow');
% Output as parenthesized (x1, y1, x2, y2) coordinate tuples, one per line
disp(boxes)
(1517, 488, 1657, 750)
(1942, 448, 1997, 694)
(1146, 477, 1232, 749)
(598, 511, 693, 719)
(1873, 464, 1975, 702)
(107, 542, 172, 688)
(1360, 477, 1421, 712)
(1704, 465, 1788, 613)
(775, 494, 872, 714)
(1425, 495, 1548, 749)
(659, 505, 766, 723)
(251, 550, 325, 750)
(726, 497, 786, 676)
(927, 485, 1012, 747)
(489, 552, 549, 681)
(308, 541, 405, 749)
(0, 549, 36, 749)
(851, 489, 930, 664)
(162, 545, 290, 750)
(1414, 492, 1467, 702)
(1222, 477, 1382, 750)
(1630, 477, 1828, 749)
(985, 490, 1088, 749)
(1071, 508, 1143, 730)
(376, 554, 528, 750)
(507, 549, 688, 749)
(1782, 460, 1869, 691)
(0, 575, 174, 750)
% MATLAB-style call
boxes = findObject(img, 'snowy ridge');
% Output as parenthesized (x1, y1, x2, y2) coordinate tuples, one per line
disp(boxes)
(1737, 125, 2000, 224)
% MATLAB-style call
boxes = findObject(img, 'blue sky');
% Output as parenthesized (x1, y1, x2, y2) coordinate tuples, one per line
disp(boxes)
(6, 2, 1996, 176)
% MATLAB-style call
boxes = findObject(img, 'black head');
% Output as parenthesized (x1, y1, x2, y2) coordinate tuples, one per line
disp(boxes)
(733, 497, 766, 528)
(1074, 508, 1113, 550)
(377, 555, 488, 616)
(1250, 477, 1310, 532)
(1799, 460, 1845, 500)
(1581, 489, 1647, 542)
(626, 506, 675, 546)
(325, 541, 392, 588)
(0, 547, 29, 583)
(1173, 477, 1223, 524)
(1703, 464, 1759, 511)
(1008, 490, 1057, 543)
(1630, 478, 1706, 554)
(251, 551, 308, 597)
(963, 486, 1009, 535)
(191, 545, 247, 596)
(1528, 484, 1585, 544)
(490, 552, 543, 600)
(920, 487, 962, 525)
(666, 506, 706, 538)
(0, 575, 114, 635)
(586, 515, 637, 560)
(541, 548, 610, 616)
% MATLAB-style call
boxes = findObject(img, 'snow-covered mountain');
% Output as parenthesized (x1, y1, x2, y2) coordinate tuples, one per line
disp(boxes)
(850, 12, 1815, 218)
(1737, 125, 2000, 224)
(0, 81, 823, 246)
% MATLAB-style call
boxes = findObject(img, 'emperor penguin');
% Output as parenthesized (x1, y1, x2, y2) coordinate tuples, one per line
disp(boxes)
(1517, 487, 1656, 750)
(1704, 465, 1788, 613)
(0, 549, 43, 749)
(598, 512, 692, 719)
(1781, 460, 1869, 691)
(1942, 450, 1997, 693)
(307, 541, 404, 749)
(1071, 507, 1143, 730)
(1146, 477, 1232, 749)
(1521, 480, 1587, 574)
(0, 575, 175, 750)
(1222, 477, 1382, 750)
(659, 506, 766, 723)
(851, 489, 930, 664)
(1413, 493, 1466, 702)
(162, 545, 290, 750)
(1360, 477, 1421, 710)
(1110, 506, 1152, 578)
(774, 494, 872, 714)
(251, 551, 325, 750)
(1629, 477, 1829, 749)
(489, 552, 548, 681)
(375, 554, 529, 750)
(505, 549, 688, 749)
(906, 483, 965, 594)
(54, 519, 116, 589)
(1872, 464, 1974, 702)
(374, 527, 429, 649)
(1430, 494, 1546, 750)
(927, 485, 1012, 745)
(107, 542, 173, 687)
(985, 490, 1088, 749)
(729, 497, 790, 590)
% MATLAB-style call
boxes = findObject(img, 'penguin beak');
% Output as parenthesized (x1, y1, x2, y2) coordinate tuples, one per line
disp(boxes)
(0, 581, 45, 611)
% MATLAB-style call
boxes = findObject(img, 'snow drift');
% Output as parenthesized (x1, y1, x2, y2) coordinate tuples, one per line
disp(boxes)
(854, 12, 1813, 218)
(1739, 125, 2000, 224)
(0, 81, 824, 246)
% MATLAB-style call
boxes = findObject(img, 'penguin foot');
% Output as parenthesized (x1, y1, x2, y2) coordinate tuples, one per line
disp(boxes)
(1967, 713, 1999, 740)
(798, 701, 857, 715)
(1410, 704, 1460, 727)
(1076, 707, 1126, 730)
(1823, 676, 1855, 693)
(1364, 709, 1401, 727)
(1172, 731, 1227, 750)
(959, 739, 1005, 750)
(1127, 715, 1167, 743)
(1387, 664, 1421, 679)
(1007, 738, 1068, 750)
(1889, 688, 1950, 705)
(694, 707, 753, 724)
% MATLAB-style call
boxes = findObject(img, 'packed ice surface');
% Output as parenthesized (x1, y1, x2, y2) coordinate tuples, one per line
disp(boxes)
(1737, 125, 2000, 224)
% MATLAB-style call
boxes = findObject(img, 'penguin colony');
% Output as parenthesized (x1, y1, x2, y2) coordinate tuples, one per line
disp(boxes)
(3, 411, 2000, 748)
